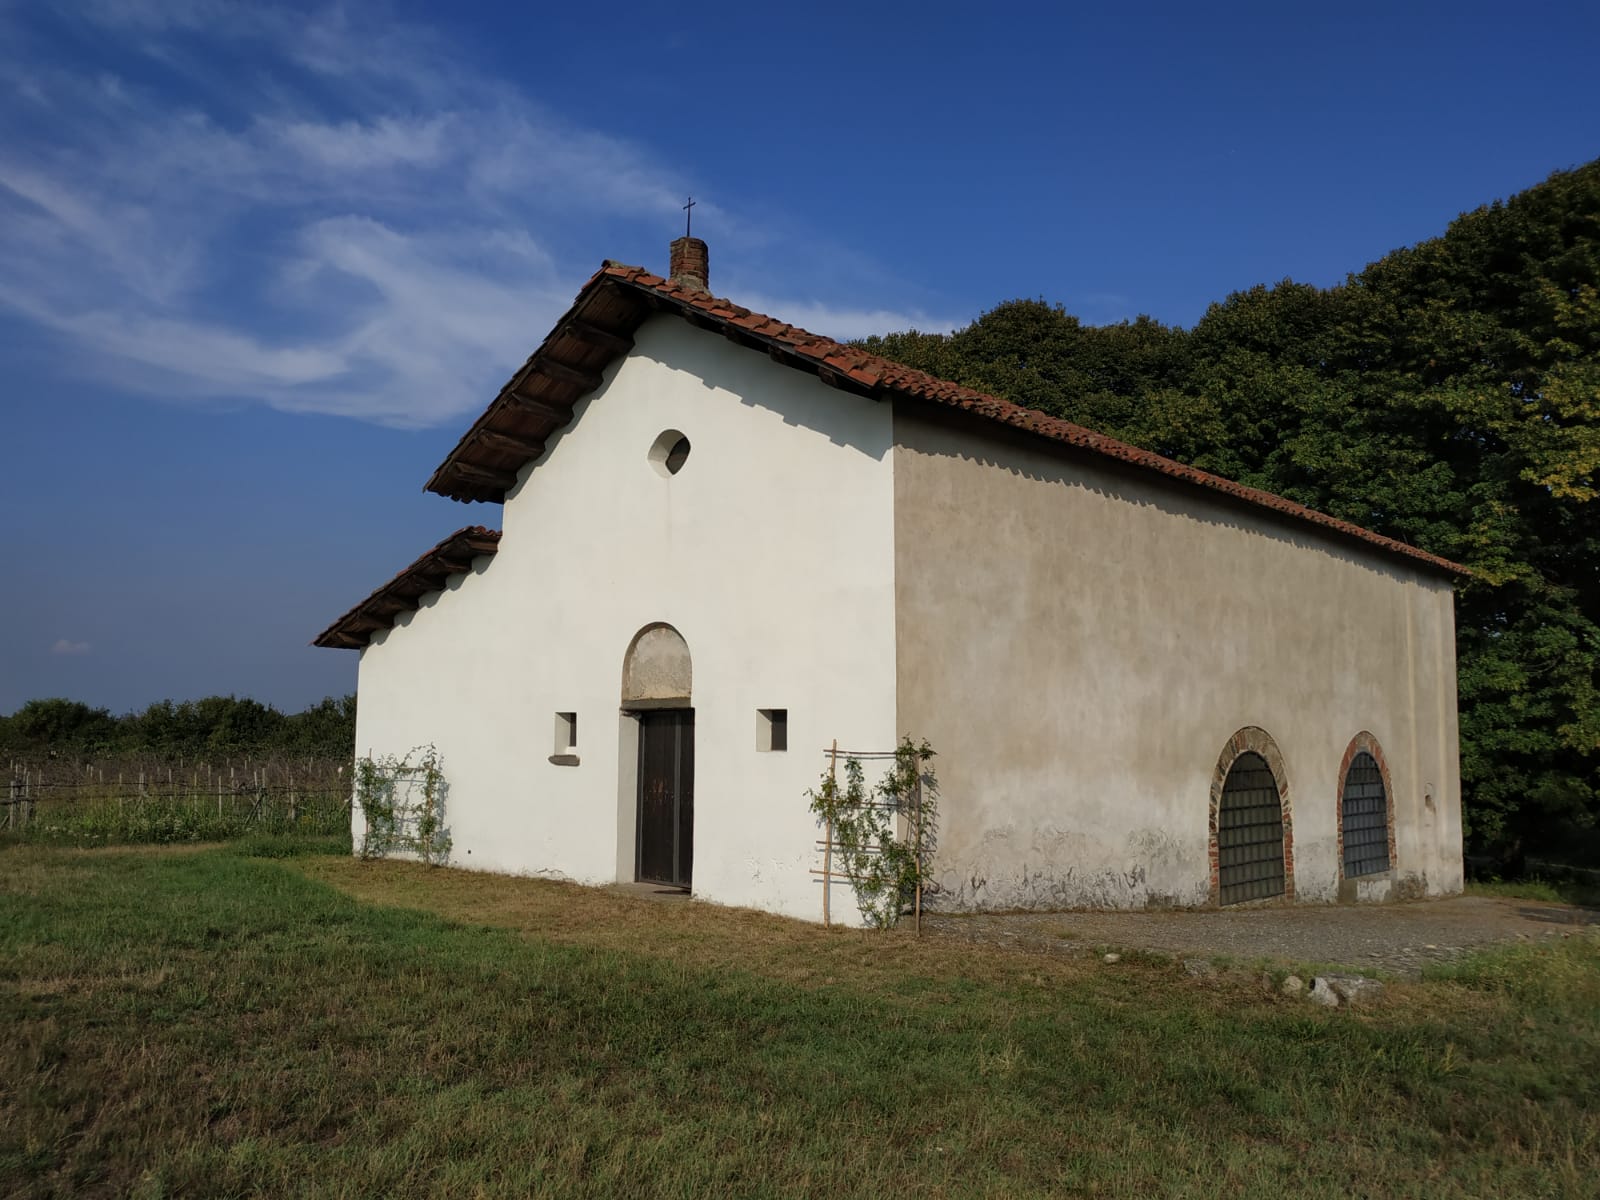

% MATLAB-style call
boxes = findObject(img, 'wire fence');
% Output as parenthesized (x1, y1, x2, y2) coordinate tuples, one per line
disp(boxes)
(4, 756, 352, 843)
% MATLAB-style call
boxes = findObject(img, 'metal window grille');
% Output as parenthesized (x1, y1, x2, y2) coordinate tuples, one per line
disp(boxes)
(1217, 751, 1285, 905)
(1341, 751, 1390, 878)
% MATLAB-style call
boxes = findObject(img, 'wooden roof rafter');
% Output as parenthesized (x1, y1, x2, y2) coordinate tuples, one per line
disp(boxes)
(423, 277, 653, 504)
(313, 527, 502, 650)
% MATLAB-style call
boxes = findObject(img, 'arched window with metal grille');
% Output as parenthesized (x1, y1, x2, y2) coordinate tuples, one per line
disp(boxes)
(1209, 727, 1295, 906)
(1217, 751, 1287, 904)
(1341, 749, 1391, 878)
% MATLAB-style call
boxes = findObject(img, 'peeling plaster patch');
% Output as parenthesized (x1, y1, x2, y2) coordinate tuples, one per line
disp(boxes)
(932, 862, 1204, 912)
(1125, 827, 1186, 870)
(931, 824, 1216, 911)
(1355, 877, 1394, 903)
(1393, 872, 1430, 901)
(1295, 866, 1341, 904)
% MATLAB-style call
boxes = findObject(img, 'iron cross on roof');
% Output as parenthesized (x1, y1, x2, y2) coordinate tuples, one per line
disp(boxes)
(683, 196, 695, 237)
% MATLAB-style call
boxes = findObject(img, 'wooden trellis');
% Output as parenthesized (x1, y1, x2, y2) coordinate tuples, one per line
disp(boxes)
(810, 740, 930, 933)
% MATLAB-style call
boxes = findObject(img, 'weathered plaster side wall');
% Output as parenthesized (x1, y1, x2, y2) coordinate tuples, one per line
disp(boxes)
(892, 406, 1463, 911)
(353, 315, 898, 923)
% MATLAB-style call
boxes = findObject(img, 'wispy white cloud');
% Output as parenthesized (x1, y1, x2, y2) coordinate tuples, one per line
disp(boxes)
(0, 4, 961, 428)
(0, 6, 696, 427)
(730, 293, 965, 343)
(51, 639, 91, 656)
(274, 115, 455, 171)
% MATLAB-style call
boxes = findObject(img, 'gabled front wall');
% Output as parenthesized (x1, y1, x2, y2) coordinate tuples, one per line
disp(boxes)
(893, 405, 1463, 910)
(353, 315, 898, 922)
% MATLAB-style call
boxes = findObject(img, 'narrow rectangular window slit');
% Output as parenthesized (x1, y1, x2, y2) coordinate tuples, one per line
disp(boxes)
(757, 708, 787, 753)
(550, 712, 579, 765)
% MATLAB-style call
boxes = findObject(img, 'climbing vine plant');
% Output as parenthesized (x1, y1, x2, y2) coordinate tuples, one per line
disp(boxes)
(355, 744, 451, 864)
(808, 737, 939, 929)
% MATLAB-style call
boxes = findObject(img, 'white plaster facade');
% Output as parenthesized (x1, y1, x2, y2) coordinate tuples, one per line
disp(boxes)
(352, 316, 898, 922)
(344, 297, 1465, 923)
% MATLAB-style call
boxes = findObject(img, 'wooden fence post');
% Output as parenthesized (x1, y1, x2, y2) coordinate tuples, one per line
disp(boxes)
(913, 769, 923, 937)
(823, 740, 838, 928)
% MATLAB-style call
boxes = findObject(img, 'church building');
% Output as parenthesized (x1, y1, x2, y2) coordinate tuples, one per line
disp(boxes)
(316, 236, 1466, 922)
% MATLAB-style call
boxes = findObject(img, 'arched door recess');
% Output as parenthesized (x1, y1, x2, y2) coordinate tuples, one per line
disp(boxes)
(622, 624, 694, 889)
(621, 623, 692, 708)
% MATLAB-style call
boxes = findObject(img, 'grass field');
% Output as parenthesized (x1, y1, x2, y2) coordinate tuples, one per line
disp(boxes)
(3, 843, 1598, 1198)
(1, 785, 349, 848)
(1466, 875, 1600, 909)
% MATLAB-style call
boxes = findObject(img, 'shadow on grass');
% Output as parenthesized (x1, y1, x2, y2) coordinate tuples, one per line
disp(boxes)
(2, 845, 1597, 1198)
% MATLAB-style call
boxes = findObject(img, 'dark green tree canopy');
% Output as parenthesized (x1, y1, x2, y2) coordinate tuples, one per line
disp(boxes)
(1, 694, 356, 761)
(862, 160, 1600, 862)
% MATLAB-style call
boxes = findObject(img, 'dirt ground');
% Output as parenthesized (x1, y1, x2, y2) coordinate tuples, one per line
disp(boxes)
(921, 894, 1600, 976)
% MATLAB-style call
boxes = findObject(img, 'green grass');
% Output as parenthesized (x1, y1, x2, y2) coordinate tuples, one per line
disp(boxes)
(1466, 876, 1600, 908)
(3, 846, 1599, 1198)
(1, 793, 350, 849)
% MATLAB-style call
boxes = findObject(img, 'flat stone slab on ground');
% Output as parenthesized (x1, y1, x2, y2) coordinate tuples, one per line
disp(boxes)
(1318, 973, 1386, 1006)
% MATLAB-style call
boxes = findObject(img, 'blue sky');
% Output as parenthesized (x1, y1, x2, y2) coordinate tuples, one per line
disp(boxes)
(2, 0, 1596, 716)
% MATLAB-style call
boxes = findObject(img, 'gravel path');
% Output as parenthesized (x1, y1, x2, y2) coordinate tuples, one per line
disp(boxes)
(922, 895, 1599, 976)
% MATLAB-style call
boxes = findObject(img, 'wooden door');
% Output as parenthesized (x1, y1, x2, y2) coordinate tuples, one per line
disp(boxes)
(636, 709, 694, 888)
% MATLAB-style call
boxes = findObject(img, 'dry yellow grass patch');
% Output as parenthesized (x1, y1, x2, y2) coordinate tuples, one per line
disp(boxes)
(3, 968, 170, 1000)
(296, 856, 1540, 1030)
(297, 856, 1103, 995)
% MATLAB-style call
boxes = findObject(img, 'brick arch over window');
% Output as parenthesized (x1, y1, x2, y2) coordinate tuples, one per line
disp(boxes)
(1208, 727, 1295, 905)
(1336, 732, 1397, 880)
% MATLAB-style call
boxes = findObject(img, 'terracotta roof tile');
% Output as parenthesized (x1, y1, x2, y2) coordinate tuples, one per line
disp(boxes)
(313, 526, 501, 649)
(585, 263, 1467, 577)
(425, 261, 1466, 578)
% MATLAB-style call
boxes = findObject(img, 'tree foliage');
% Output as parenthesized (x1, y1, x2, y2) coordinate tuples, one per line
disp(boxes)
(861, 160, 1600, 863)
(0, 694, 357, 761)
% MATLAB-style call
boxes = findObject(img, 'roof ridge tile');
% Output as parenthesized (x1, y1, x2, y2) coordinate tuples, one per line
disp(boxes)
(614, 275, 1463, 576)
(424, 261, 1465, 578)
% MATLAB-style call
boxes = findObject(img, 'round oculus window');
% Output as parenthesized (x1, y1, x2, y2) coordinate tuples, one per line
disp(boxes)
(648, 429, 691, 476)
